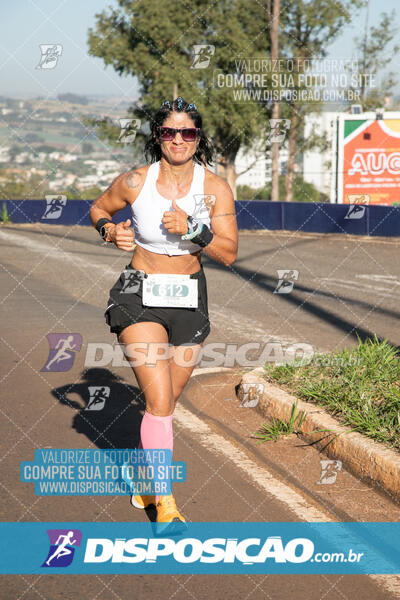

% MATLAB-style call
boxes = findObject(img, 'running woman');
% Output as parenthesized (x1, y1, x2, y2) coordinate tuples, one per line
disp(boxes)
(90, 97, 238, 530)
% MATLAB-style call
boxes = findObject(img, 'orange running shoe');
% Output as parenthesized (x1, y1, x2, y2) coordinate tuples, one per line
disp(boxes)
(131, 494, 156, 509)
(156, 494, 187, 534)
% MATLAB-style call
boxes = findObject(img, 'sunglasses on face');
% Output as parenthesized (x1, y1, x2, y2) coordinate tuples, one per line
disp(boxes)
(157, 126, 200, 142)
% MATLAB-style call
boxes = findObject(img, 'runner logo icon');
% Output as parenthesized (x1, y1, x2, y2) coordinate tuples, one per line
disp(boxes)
(42, 529, 82, 567)
(36, 44, 63, 70)
(42, 195, 67, 220)
(317, 460, 342, 485)
(117, 118, 141, 144)
(345, 194, 369, 219)
(344, 205, 366, 219)
(121, 269, 145, 293)
(238, 383, 264, 408)
(86, 386, 110, 411)
(41, 333, 82, 372)
(268, 119, 291, 143)
(190, 45, 215, 69)
(274, 270, 299, 294)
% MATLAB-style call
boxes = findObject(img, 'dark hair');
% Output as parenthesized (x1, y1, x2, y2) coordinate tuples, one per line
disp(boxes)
(144, 97, 214, 166)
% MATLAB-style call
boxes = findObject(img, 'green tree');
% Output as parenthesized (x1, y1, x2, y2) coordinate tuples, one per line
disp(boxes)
(279, 0, 363, 201)
(82, 141, 94, 154)
(236, 184, 265, 200)
(0, 171, 49, 199)
(237, 176, 328, 202)
(36, 144, 58, 154)
(8, 145, 20, 161)
(62, 184, 104, 200)
(87, 0, 270, 195)
(352, 10, 399, 110)
(57, 93, 89, 105)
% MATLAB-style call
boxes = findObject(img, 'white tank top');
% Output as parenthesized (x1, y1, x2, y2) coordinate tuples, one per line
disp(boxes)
(131, 160, 211, 256)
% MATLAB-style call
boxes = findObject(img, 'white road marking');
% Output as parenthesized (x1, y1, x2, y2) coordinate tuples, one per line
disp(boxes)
(210, 305, 297, 345)
(0, 229, 116, 274)
(357, 274, 399, 282)
(174, 403, 331, 522)
(186, 367, 400, 596)
(2, 229, 400, 594)
(192, 367, 236, 376)
(0, 229, 304, 350)
(319, 276, 400, 299)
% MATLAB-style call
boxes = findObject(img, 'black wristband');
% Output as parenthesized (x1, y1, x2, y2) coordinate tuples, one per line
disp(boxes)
(191, 224, 214, 247)
(95, 218, 112, 234)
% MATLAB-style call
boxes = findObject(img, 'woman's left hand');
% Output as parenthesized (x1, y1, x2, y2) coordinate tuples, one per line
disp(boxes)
(162, 198, 189, 235)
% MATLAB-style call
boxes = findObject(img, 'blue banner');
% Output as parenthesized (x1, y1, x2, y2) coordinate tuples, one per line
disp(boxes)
(20, 449, 186, 496)
(1, 522, 400, 574)
(3, 200, 400, 237)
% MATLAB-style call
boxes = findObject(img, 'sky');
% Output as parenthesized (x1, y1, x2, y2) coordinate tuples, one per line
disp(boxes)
(0, 0, 399, 99)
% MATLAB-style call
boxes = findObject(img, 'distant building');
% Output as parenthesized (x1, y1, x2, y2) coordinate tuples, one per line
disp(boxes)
(0, 146, 10, 162)
(97, 160, 119, 170)
(60, 153, 77, 163)
(30, 168, 47, 176)
(15, 152, 36, 164)
(303, 112, 339, 196)
(48, 173, 77, 190)
(235, 147, 267, 189)
(99, 171, 120, 183)
(234, 145, 289, 189)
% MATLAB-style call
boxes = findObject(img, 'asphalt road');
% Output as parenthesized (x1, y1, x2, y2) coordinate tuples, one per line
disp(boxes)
(1, 223, 400, 599)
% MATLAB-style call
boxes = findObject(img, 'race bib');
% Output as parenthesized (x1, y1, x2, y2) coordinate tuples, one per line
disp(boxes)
(142, 274, 198, 308)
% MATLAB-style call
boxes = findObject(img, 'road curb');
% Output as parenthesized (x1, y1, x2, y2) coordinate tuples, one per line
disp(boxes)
(238, 367, 400, 499)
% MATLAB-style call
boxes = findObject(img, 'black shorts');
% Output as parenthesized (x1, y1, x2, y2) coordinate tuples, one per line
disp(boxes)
(104, 263, 211, 346)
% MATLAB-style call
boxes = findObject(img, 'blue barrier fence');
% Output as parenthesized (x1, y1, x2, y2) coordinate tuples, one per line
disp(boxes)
(2, 199, 400, 237)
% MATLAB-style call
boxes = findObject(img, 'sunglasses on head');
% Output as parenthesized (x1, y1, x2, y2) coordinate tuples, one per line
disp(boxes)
(157, 126, 200, 142)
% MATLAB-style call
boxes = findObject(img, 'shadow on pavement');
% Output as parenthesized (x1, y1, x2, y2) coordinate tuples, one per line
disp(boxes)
(51, 368, 158, 522)
(203, 257, 400, 351)
(51, 367, 144, 450)
(232, 234, 317, 265)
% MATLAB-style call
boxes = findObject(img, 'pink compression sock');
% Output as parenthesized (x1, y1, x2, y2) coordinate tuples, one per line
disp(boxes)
(140, 411, 174, 503)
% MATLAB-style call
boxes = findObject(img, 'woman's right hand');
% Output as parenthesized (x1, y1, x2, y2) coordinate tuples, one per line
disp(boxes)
(109, 219, 135, 252)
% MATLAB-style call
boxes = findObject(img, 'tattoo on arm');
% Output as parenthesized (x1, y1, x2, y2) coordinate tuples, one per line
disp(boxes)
(211, 212, 236, 218)
(126, 171, 142, 189)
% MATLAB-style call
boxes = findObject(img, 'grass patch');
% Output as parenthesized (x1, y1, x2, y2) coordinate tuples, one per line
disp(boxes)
(0, 202, 10, 223)
(253, 400, 307, 442)
(263, 336, 400, 450)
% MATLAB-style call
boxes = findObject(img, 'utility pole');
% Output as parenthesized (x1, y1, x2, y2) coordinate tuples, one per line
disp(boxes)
(361, 0, 370, 104)
(268, 0, 280, 202)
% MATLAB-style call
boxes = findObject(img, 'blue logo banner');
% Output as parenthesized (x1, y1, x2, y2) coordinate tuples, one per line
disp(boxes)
(1, 522, 400, 574)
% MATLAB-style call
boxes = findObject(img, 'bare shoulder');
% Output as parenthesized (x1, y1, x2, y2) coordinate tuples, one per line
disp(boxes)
(203, 168, 235, 221)
(121, 165, 150, 204)
(204, 168, 233, 198)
